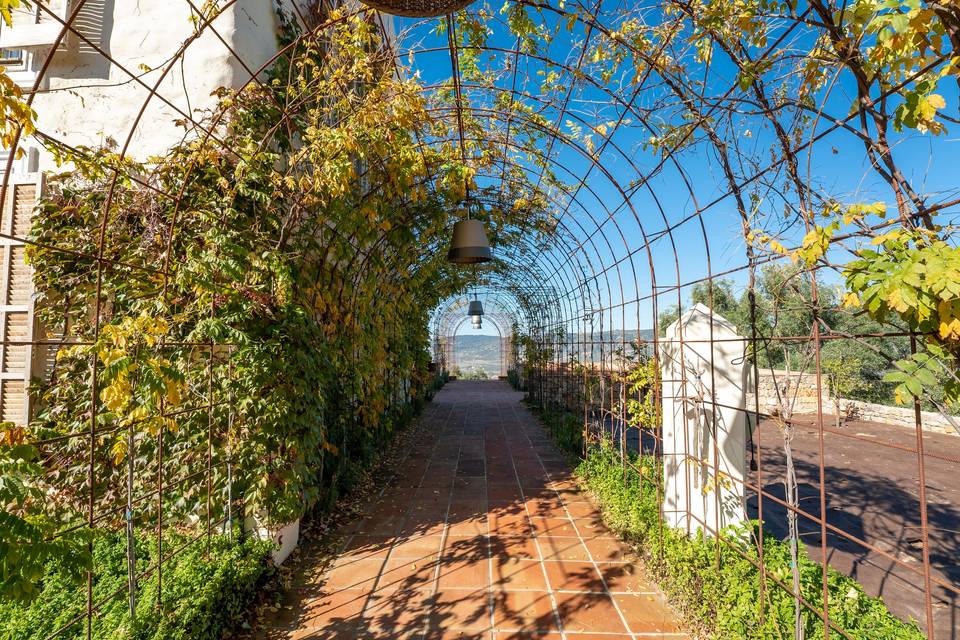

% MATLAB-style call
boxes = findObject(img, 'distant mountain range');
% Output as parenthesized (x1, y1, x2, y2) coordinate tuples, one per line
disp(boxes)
(449, 335, 504, 378)
(447, 329, 655, 378)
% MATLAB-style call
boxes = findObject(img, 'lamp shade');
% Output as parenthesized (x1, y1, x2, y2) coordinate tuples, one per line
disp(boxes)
(467, 300, 484, 317)
(447, 219, 492, 264)
(359, 0, 474, 17)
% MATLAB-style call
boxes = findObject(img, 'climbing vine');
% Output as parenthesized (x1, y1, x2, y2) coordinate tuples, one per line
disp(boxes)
(1, 8, 556, 602)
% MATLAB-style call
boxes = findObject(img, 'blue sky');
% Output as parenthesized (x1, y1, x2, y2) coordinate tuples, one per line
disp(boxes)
(398, 2, 960, 333)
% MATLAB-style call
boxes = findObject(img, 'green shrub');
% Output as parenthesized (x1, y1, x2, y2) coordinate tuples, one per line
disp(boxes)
(538, 406, 582, 456)
(0, 531, 274, 640)
(576, 442, 924, 640)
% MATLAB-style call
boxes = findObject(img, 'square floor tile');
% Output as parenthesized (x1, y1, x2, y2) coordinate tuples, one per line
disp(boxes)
(449, 500, 487, 520)
(438, 557, 490, 589)
(362, 589, 432, 633)
(597, 562, 657, 594)
(491, 590, 557, 632)
(300, 589, 369, 629)
(356, 515, 407, 535)
(442, 535, 490, 558)
(573, 519, 614, 539)
(391, 535, 445, 560)
(542, 560, 605, 592)
(339, 535, 393, 559)
(379, 556, 438, 592)
(528, 517, 577, 537)
(553, 592, 628, 634)
(407, 499, 447, 520)
(368, 501, 412, 518)
(423, 631, 491, 640)
(488, 513, 532, 536)
(447, 517, 489, 537)
(582, 537, 631, 562)
(411, 492, 450, 509)
(357, 629, 424, 639)
(536, 537, 592, 561)
(489, 535, 539, 560)
(612, 594, 683, 633)
(428, 589, 493, 631)
(487, 501, 527, 517)
(493, 558, 548, 591)
(563, 501, 599, 517)
(323, 556, 384, 592)
(403, 513, 448, 537)
(524, 498, 565, 515)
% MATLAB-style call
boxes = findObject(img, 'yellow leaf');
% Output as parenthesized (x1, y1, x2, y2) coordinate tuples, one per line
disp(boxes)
(937, 299, 960, 341)
(886, 287, 909, 313)
(894, 387, 905, 405)
(101, 377, 131, 413)
(927, 94, 946, 110)
(841, 292, 861, 309)
(165, 379, 183, 406)
(871, 230, 903, 245)
(111, 437, 127, 465)
(769, 240, 787, 255)
(322, 439, 340, 455)
(127, 405, 149, 423)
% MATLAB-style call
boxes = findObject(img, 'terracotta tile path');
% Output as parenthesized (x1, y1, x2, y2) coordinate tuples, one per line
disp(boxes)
(261, 380, 688, 639)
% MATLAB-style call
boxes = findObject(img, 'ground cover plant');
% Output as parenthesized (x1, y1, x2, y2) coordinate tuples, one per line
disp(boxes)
(0, 531, 274, 640)
(576, 439, 925, 640)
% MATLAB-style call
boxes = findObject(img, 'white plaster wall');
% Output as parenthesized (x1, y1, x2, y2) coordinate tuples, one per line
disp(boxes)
(21, 1, 303, 171)
(661, 303, 748, 535)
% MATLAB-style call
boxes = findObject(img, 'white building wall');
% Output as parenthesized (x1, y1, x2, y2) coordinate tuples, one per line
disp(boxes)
(4, 0, 321, 170)
(0, 0, 331, 426)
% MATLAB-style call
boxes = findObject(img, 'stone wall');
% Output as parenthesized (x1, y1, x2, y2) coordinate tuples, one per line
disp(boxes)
(748, 369, 958, 436)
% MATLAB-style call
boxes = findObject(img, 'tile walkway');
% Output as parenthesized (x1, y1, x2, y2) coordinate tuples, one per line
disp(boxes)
(261, 380, 688, 639)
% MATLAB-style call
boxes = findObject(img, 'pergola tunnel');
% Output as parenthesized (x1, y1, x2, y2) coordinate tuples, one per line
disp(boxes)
(0, 0, 958, 638)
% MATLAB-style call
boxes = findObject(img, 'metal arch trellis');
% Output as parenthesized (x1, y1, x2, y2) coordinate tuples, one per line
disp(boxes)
(0, 0, 955, 638)
(431, 293, 519, 377)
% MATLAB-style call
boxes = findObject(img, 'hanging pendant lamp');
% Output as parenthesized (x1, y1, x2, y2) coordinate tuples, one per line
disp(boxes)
(358, 0, 474, 18)
(467, 299, 484, 317)
(447, 218, 492, 264)
(471, 315, 482, 329)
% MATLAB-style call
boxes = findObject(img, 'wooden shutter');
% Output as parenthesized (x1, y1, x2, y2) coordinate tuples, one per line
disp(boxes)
(0, 174, 42, 426)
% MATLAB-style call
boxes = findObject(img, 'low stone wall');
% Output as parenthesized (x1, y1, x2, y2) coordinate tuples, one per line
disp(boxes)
(842, 399, 958, 435)
(748, 369, 958, 436)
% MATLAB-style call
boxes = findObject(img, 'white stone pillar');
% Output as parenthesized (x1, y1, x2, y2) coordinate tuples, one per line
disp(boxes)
(661, 304, 747, 535)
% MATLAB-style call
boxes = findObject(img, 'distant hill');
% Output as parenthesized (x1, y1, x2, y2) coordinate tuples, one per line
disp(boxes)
(450, 335, 503, 378)
(448, 329, 656, 378)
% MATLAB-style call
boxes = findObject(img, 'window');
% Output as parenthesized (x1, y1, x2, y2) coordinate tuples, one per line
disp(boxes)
(0, 48, 24, 67)
(0, 21, 25, 68)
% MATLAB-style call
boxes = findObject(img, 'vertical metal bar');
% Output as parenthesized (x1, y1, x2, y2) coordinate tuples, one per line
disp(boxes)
(909, 334, 936, 638)
(748, 286, 767, 625)
(703, 258, 722, 561)
(126, 421, 137, 621)
(227, 349, 235, 542)
(810, 269, 830, 638)
(86, 351, 97, 640)
(206, 343, 214, 555)
(156, 413, 163, 611)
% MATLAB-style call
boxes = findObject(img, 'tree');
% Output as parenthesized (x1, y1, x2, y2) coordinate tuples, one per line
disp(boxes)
(821, 355, 866, 428)
(658, 279, 749, 335)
